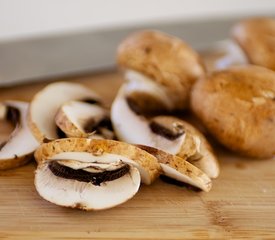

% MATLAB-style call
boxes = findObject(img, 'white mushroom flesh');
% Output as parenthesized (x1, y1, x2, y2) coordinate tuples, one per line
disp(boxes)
(124, 70, 174, 110)
(62, 101, 106, 131)
(160, 163, 211, 192)
(35, 162, 140, 210)
(0, 101, 39, 160)
(56, 159, 125, 172)
(55, 100, 112, 139)
(30, 82, 100, 140)
(111, 86, 185, 155)
(48, 151, 152, 184)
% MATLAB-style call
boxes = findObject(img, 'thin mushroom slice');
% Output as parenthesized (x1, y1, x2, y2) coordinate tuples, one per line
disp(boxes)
(111, 86, 186, 155)
(137, 145, 212, 192)
(123, 70, 174, 115)
(28, 82, 101, 143)
(35, 158, 140, 211)
(0, 101, 39, 170)
(34, 138, 161, 185)
(152, 116, 220, 179)
(55, 100, 114, 139)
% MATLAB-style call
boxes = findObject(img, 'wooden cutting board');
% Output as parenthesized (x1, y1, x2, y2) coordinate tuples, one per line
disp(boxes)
(0, 71, 275, 240)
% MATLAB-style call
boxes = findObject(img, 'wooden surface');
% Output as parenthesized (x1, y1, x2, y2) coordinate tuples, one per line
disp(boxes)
(1, 71, 275, 240)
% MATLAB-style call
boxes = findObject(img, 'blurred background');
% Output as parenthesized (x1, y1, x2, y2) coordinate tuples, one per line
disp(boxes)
(1, 0, 275, 41)
(0, 0, 274, 85)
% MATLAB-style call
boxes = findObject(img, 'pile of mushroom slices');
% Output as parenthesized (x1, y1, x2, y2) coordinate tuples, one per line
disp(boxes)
(28, 80, 214, 210)
(0, 29, 223, 211)
(112, 30, 220, 182)
(28, 82, 137, 210)
(2, 17, 275, 211)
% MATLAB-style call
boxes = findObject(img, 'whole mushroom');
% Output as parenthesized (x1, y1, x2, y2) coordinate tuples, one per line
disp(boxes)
(117, 30, 206, 111)
(191, 65, 275, 158)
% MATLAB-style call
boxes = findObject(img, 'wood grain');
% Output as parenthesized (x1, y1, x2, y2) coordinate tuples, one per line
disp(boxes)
(0, 71, 275, 240)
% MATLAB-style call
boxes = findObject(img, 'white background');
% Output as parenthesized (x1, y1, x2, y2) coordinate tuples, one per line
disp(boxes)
(0, 0, 274, 41)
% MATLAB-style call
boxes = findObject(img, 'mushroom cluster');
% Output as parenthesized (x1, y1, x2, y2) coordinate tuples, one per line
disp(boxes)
(1, 17, 274, 211)
(0, 79, 216, 210)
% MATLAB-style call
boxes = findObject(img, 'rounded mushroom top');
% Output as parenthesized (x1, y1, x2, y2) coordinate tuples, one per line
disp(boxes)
(197, 65, 275, 100)
(117, 30, 205, 109)
(232, 17, 275, 70)
(191, 65, 275, 158)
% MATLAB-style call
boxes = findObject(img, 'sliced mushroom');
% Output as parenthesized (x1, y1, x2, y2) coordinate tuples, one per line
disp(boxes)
(137, 145, 212, 192)
(111, 86, 186, 155)
(34, 138, 161, 185)
(173, 118, 220, 179)
(34, 138, 162, 210)
(28, 82, 101, 143)
(0, 101, 39, 170)
(55, 100, 114, 139)
(111, 90, 219, 178)
(36, 159, 140, 211)
(123, 70, 174, 115)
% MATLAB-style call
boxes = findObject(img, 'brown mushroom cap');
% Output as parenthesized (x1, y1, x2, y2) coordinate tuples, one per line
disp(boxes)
(191, 65, 275, 158)
(117, 30, 205, 109)
(232, 17, 275, 70)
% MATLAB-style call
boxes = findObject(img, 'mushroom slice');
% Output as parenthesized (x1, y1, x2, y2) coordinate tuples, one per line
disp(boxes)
(0, 101, 39, 170)
(28, 82, 101, 143)
(34, 138, 161, 185)
(111, 86, 186, 155)
(35, 158, 140, 210)
(152, 116, 220, 179)
(55, 100, 114, 139)
(123, 70, 174, 115)
(137, 145, 212, 192)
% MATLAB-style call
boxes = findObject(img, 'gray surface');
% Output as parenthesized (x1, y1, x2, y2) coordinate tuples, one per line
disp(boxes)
(0, 15, 273, 87)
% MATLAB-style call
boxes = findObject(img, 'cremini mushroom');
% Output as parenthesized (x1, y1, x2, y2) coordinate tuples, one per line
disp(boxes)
(214, 17, 275, 71)
(117, 30, 205, 111)
(137, 145, 212, 192)
(111, 86, 186, 155)
(34, 138, 161, 210)
(55, 100, 114, 139)
(28, 82, 101, 143)
(0, 101, 39, 170)
(191, 65, 275, 158)
(232, 17, 275, 71)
